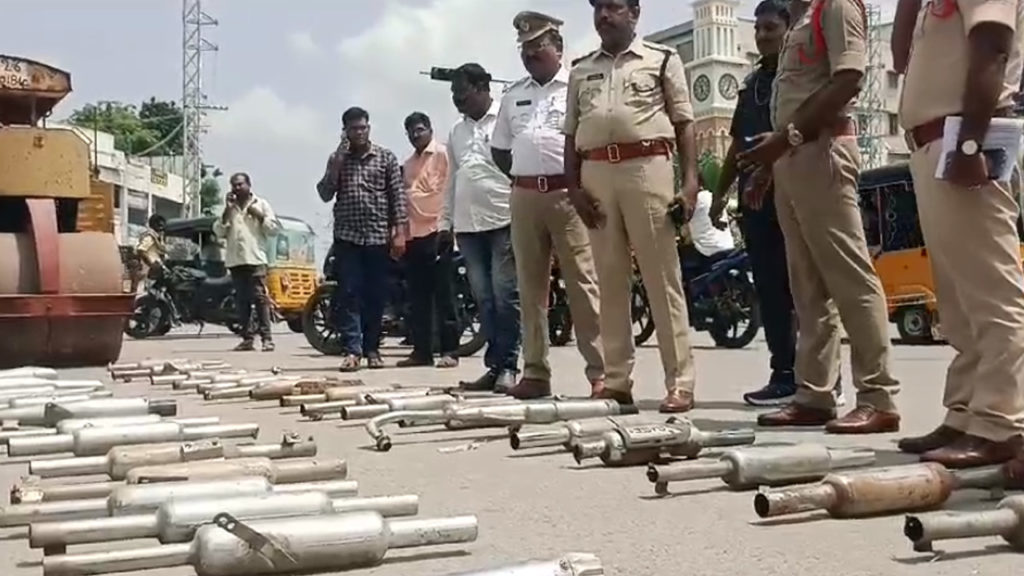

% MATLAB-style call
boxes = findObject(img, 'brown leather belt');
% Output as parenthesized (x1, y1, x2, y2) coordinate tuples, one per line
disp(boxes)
(580, 140, 673, 163)
(513, 175, 568, 192)
(906, 107, 1014, 151)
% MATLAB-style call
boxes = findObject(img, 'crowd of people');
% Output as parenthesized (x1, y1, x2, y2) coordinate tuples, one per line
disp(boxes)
(145, 0, 1024, 470)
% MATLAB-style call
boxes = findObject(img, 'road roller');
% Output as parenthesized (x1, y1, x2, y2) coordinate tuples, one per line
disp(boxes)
(0, 55, 133, 367)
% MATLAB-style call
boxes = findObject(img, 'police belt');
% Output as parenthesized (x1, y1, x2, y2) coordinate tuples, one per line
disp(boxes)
(580, 140, 673, 163)
(906, 107, 1014, 152)
(512, 175, 569, 192)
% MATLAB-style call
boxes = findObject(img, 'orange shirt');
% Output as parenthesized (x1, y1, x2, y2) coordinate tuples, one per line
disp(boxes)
(402, 139, 450, 239)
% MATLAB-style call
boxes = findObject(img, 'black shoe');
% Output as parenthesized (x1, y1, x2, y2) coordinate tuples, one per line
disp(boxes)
(459, 371, 497, 391)
(493, 371, 517, 395)
(743, 372, 797, 407)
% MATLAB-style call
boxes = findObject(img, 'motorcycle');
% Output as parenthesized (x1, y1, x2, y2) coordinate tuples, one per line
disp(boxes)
(301, 243, 487, 358)
(124, 265, 255, 339)
(631, 247, 762, 348)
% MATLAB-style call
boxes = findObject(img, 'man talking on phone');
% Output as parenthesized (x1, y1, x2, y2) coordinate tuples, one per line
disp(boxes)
(213, 172, 280, 352)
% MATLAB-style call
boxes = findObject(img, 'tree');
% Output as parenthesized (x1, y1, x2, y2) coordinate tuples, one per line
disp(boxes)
(199, 165, 224, 215)
(68, 98, 183, 156)
(698, 150, 722, 193)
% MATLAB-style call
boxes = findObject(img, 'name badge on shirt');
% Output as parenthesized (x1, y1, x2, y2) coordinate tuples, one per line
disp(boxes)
(585, 73, 604, 81)
(516, 99, 532, 106)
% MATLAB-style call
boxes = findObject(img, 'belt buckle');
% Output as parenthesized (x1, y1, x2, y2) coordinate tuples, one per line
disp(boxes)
(606, 144, 621, 163)
(536, 176, 549, 192)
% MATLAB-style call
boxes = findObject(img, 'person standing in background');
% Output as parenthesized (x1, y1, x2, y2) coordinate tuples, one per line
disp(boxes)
(131, 214, 167, 293)
(398, 111, 461, 369)
(490, 11, 605, 400)
(213, 172, 279, 352)
(317, 107, 408, 372)
(443, 63, 522, 394)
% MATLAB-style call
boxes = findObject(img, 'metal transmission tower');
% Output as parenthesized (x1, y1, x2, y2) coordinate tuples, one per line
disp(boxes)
(856, 3, 885, 168)
(182, 0, 226, 217)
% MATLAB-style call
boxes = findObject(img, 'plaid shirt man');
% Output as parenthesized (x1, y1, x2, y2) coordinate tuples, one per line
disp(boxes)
(317, 142, 407, 245)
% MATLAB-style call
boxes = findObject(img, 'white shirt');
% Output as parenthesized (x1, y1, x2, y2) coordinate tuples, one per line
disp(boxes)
(491, 68, 569, 176)
(688, 190, 735, 257)
(212, 194, 280, 268)
(440, 100, 512, 234)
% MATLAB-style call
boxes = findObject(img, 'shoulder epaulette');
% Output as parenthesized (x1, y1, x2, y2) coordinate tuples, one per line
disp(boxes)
(642, 40, 675, 55)
(571, 50, 597, 67)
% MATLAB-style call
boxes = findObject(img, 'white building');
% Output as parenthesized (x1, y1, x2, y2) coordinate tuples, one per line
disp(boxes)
(646, 0, 909, 165)
(52, 124, 185, 246)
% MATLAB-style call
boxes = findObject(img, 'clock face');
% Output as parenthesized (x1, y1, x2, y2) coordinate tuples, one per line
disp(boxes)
(693, 74, 711, 102)
(719, 73, 739, 100)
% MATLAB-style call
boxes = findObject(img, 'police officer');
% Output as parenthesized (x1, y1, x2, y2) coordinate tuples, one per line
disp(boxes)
(736, 0, 900, 433)
(491, 11, 605, 400)
(895, 0, 1024, 467)
(565, 0, 699, 412)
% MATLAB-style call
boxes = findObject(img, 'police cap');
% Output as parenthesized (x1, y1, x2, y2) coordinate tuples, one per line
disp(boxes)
(513, 11, 564, 44)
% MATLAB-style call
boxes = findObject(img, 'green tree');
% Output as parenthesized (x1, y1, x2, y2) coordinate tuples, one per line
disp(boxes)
(68, 98, 183, 156)
(199, 165, 224, 215)
(698, 151, 722, 192)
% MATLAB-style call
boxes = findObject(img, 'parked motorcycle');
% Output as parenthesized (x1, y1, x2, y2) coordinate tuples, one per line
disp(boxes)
(124, 265, 257, 339)
(301, 243, 486, 357)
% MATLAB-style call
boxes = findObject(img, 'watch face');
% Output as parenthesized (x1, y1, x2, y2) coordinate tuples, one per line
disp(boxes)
(960, 140, 979, 155)
(718, 73, 739, 100)
(693, 74, 711, 102)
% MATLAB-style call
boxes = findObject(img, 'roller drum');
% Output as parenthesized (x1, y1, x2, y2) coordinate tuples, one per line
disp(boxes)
(0, 232, 127, 368)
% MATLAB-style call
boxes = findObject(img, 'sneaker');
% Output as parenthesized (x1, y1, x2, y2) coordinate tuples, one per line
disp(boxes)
(233, 340, 255, 352)
(742, 381, 797, 407)
(261, 340, 275, 352)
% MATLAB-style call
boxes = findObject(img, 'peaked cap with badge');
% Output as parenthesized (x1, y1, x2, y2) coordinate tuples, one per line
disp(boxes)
(513, 11, 564, 44)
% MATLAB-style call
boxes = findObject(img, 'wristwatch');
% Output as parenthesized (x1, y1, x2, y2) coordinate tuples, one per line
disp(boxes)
(785, 123, 804, 147)
(959, 139, 980, 156)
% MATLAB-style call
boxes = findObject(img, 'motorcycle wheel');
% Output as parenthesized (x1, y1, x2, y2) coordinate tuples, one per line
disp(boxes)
(124, 295, 171, 340)
(631, 278, 656, 346)
(302, 283, 344, 355)
(708, 275, 762, 349)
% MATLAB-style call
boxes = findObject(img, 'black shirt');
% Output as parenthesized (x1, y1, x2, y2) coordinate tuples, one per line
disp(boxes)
(729, 61, 776, 204)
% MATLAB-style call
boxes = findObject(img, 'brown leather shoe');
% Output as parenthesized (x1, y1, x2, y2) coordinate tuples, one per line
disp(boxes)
(897, 425, 964, 454)
(593, 387, 634, 406)
(506, 378, 551, 400)
(921, 434, 1023, 469)
(757, 403, 835, 427)
(659, 389, 694, 414)
(825, 406, 900, 435)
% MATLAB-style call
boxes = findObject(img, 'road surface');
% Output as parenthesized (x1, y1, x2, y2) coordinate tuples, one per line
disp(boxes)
(1, 328, 1013, 576)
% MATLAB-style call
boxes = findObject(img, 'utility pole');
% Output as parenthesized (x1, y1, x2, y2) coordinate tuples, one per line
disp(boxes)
(856, 3, 885, 169)
(182, 0, 227, 217)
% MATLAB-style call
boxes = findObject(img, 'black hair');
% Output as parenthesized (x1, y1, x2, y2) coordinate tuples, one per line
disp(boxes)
(453, 63, 491, 92)
(230, 172, 251, 185)
(539, 29, 564, 51)
(148, 214, 166, 228)
(588, 0, 640, 7)
(404, 111, 432, 131)
(754, 0, 790, 25)
(342, 106, 369, 127)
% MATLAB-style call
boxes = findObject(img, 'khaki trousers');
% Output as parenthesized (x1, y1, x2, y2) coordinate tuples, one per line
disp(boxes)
(772, 136, 899, 411)
(511, 186, 604, 382)
(581, 155, 696, 393)
(910, 142, 1024, 441)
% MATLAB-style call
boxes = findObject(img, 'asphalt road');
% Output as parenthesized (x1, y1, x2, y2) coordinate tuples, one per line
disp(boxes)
(1, 327, 1016, 576)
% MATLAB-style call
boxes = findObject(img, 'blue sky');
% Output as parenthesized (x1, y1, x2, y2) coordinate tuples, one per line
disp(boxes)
(5, 0, 897, 237)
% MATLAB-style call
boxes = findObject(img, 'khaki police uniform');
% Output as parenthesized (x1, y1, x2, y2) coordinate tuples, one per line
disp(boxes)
(900, 0, 1024, 442)
(770, 0, 899, 412)
(564, 38, 696, 396)
(494, 11, 604, 385)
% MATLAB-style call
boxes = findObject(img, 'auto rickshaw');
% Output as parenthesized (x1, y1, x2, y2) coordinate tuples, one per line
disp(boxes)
(265, 215, 318, 332)
(161, 214, 318, 333)
(858, 164, 940, 344)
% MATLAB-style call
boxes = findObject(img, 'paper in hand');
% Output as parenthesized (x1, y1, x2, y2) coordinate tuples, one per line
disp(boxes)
(935, 116, 1023, 182)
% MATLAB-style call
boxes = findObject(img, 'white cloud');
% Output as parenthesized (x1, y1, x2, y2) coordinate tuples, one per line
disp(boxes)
(287, 31, 320, 57)
(211, 86, 327, 144)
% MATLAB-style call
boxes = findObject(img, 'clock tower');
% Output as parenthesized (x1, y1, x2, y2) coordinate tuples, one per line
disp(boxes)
(687, 0, 752, 158)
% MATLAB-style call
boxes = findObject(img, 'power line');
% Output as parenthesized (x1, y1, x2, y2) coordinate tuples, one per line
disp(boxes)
(182, 0, 227, 217)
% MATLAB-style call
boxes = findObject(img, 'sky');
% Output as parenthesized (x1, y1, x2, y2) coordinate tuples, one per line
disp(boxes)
(5, 0, 898, 240)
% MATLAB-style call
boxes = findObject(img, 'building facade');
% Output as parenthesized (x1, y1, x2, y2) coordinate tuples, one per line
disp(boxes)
(646, 1, 909, 166)
(53, 125, 186, 246)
